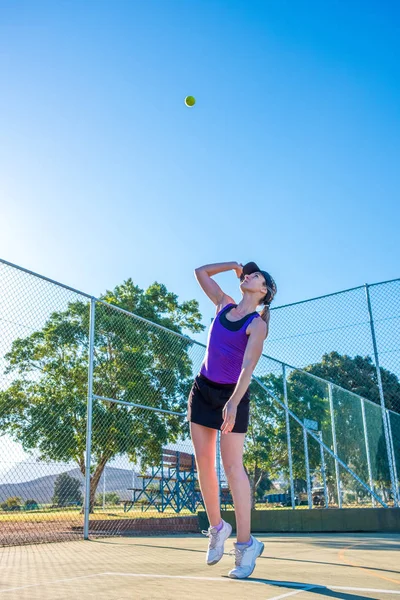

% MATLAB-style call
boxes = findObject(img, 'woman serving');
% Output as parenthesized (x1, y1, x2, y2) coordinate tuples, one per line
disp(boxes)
(187, 261, 277, 579)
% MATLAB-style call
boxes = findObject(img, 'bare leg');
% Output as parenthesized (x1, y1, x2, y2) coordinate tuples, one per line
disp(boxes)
(190, 423, 221, 527)
(220, 432, 250, 543)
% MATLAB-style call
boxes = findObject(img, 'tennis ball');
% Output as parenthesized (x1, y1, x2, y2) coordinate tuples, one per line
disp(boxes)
(185, 96, 196, 107)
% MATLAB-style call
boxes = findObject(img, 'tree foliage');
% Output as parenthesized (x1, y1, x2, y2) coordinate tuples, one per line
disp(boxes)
(0, 279, 204, 511)
(244, 371, 328, 506)
(1, 497, 22, 511)
(52, 473, 83, 507)
(304, 351, 400, 413)
(247, 351, 398, 505)
(95, 492, 120, 506)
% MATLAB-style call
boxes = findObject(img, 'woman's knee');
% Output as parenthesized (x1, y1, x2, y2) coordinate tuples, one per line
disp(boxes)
(224, 462, 246, 481)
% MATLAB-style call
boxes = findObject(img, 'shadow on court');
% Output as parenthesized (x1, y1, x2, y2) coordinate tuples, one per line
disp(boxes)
(0, 533, 399, 599)
(92, 537, 400, 578)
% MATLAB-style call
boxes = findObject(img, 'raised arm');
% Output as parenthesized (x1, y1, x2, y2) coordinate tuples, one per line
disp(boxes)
(194, 262, 242, 309)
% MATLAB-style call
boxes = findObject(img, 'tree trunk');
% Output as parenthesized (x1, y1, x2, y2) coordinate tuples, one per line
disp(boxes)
(80, 455, 109, 514)
(250, 476, 256, 510)
(382, 486, 390, 503)
(251, 465, 262, 509)
(327, 480, 336, 505)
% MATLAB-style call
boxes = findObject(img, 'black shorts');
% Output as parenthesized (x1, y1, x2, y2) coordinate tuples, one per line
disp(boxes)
(187, 373, 250, 434)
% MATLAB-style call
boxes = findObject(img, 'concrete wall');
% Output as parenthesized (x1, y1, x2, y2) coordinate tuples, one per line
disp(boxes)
(198, 508, 400, 533)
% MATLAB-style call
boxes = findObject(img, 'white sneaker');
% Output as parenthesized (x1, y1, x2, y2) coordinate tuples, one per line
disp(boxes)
(228, 535, 264, 579)
(202, 520, 232, 565)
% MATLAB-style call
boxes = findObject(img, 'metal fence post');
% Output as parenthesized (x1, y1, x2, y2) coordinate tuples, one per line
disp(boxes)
(328, 383, 342, 508)
(365, 284, 398, 507)
(318, 431, 329, 508)
(216, 431, 222, 504)
(303, 427, 313, 509)
(361, 398, 375, 507)
(282, 365, 295, 509)
(386, 409, 399, 504)
(84, 298, 96, 540)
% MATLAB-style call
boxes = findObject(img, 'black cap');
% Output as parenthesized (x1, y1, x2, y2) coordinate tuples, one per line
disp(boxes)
(240, 262, 277, 306)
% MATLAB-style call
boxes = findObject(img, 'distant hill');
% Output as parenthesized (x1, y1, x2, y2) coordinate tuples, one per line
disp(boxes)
(0, 442, 201, 505)
(0, 465, 142, 504)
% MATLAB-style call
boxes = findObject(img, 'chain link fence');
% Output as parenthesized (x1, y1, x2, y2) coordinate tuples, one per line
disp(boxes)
(254, 354, 398, 510)
(266, 277, 400, 511)
(0, 258, 398, 547)
(268, 279, 400, 414)
(87, 299, 204, 537)
(0, 260, 92, 545)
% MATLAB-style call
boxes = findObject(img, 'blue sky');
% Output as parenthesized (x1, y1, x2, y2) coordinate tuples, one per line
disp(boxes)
(1, 0, 399, 336)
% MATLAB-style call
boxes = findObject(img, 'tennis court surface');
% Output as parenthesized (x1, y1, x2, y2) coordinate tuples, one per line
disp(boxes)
(1, 533, 400, 599)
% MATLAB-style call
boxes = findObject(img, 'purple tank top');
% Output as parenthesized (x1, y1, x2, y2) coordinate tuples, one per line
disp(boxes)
(200, 303, 260, 384)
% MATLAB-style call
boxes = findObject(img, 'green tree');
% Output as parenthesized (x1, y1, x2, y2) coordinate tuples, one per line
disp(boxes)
(304, 351, 400, 413)
(279, 365, 371, 503)
(254, 352, 399, 504)
(375, 434, 392, 501)
(244, 379, 283, 508)
(255, 476, 274, 502)
(52, 473, 83, 507)
(0, 279, 204, 512)
(305, 351, 399, 497)
(284, 370, 329, 481)
(95, 492, 120, 506)
(24, 499, 39, 510)
(243, 370, 329, 507)
(1, 497, 22, 511)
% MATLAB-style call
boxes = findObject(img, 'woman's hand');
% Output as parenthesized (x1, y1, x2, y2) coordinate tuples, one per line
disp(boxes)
(234, 262, 243, 279)
(221, 400, 238, 434)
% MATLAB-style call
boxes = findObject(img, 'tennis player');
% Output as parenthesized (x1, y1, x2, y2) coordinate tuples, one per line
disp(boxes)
(187, 261, 277, 579)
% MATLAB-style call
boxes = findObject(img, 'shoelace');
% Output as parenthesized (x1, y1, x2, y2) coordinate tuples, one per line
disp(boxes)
(201, 527, 219, 549)
(229, 546, 246, 566)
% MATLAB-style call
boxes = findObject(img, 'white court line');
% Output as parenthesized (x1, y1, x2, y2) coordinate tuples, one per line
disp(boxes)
(103, 572, 269, 585)
(270, 586, 319, 600)
(103, 572, 400, 595)
(268, 585, 317, 600)
(323, 586, 400, 594)
(2, 571, 400, 597)
(269, 586, 400, 599)
(0, 573, 105, 594)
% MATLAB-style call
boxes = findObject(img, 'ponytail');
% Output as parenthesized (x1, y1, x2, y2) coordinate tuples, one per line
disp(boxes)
(259, 272, 277, 339)
(260, 304, 271, 337)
